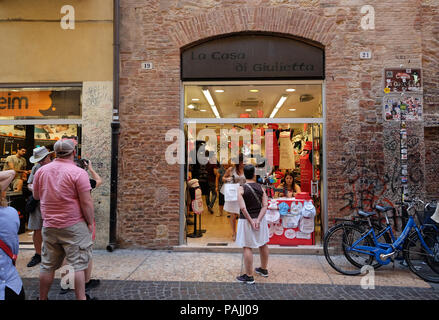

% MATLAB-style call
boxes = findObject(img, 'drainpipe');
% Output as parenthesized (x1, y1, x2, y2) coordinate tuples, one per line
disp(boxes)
(107, 0, 120, 252)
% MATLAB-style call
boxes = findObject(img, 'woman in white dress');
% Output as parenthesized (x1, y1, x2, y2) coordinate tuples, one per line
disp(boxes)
(235, 164, 269, 284)
(222, 154, 246, 241)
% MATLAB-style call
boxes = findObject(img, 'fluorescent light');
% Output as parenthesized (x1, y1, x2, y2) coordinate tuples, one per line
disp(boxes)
(191, 98, 200, 101)
(249, 89, 259, 93)
(269, 95, 288, 118)
(202, 89, 215, 106)
(202, 88, 221, 118)
(211, 105, 220, 118)
(245, 108, 253, 112)
(200, 109, 207, 112)
(215, 89, 224, 93)
(286, 88, 296, 92)
(289, 108, 296, 111)
(187, 104, 195, 109)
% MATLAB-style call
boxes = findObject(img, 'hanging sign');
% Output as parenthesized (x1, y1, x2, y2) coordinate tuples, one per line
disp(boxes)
(0, 89, 81, 118)
(181, 34, 324, 80)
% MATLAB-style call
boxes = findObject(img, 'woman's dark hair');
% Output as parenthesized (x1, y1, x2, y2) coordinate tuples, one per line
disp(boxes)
(243, 164, 255, 179)
(282, 171, 295, 188)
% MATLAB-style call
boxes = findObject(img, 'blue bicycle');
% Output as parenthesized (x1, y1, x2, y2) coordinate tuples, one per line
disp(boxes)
(323, 198, 439, 283)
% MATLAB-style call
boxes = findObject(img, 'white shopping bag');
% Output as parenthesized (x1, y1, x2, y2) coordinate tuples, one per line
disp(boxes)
(224, 183, 239, 202)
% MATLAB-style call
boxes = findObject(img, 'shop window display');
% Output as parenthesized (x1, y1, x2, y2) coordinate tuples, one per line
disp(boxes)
(184, 82, 323, 246)
(185, 122, 323, 246)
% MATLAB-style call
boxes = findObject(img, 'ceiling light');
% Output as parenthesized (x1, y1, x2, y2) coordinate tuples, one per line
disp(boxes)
(200, 109, 207, 112)
(202, 88, 221, 119)
(249, 89, 259, 93)
(286, 88, 296, 92)
(191, 98, 200, 101)
(289, 108, 296, 111)
(187, 104, 195, 109)
(210, 105, 220, 118)
(215, 89, 224, 93)
(245, 109, 253, 112)
(269, 95, 288, 118)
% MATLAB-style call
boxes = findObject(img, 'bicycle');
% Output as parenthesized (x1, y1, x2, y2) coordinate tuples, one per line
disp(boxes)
(324, 198, 439, 283)
(326, 205, 395, 271)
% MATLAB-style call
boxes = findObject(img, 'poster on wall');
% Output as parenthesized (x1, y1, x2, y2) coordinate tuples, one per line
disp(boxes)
(34, 124, 77, 140)
(383, 94, 423, 121)
(384, 68, 422, 93)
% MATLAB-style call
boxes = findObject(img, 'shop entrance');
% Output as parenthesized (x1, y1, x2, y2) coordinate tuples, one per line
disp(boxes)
(183, 82, 325, 246)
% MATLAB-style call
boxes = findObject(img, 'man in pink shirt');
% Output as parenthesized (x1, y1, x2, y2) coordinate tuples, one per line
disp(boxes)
(32, 139, 95, 300)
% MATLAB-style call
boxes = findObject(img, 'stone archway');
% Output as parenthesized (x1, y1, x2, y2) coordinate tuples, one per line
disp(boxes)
(167, 6, 338, 50)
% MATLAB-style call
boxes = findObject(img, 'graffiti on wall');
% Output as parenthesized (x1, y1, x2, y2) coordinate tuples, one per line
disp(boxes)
(337, 124, 425, 218)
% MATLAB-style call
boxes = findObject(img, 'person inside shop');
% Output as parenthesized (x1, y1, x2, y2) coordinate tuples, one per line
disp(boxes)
(235, 164, 269, 284)
(205, 153, 218, 214)
(215, 159, 230, 217)
(223, 153, 246, 241)
(3, 147, 31, 192)
(277, 171, 301, 198)
(0, 170, 26, 300)
(26, 146, 54, 268)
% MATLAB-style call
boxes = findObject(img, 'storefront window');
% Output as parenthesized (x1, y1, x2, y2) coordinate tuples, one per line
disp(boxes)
(184, 84, 322, 119)
(184, 121, 323, 246)
(183, 80, 324, 247)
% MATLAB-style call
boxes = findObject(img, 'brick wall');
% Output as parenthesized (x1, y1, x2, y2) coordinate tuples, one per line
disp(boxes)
(118, 0, 439, 248)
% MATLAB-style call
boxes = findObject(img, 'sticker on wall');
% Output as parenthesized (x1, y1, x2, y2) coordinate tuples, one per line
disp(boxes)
(384, 69, 422, 92)
(383, 94, 423, 121)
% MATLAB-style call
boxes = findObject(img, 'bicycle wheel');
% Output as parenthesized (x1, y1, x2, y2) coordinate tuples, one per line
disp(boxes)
(323, 223, 375, 275)
(403, 227, 439, 283)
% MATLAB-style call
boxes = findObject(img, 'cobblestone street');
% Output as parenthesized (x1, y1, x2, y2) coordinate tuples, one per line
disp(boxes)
(15, 248, 439, 301)
(20, 278, 439, 301)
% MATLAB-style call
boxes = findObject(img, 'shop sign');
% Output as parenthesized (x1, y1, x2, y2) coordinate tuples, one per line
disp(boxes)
(181, 34, 324, 80)
(384, 68, 422, 93)
(0, 90, 81, 118)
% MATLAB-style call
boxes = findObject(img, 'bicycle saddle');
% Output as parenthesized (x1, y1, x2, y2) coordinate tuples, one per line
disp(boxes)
(375, 205, 394, 212)
(358, 210, 376, 217)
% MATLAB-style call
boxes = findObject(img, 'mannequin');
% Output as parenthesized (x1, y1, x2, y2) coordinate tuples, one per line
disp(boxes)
(279, 129, 295, 170)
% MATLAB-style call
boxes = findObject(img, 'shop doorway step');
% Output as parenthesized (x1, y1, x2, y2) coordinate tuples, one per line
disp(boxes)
(174, 244, 323, 255)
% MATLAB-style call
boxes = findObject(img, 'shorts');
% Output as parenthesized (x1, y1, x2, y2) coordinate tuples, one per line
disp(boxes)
(11, 178, 22, 190)
(40, 221, 93, 272)
(28, 205, 43, 230)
